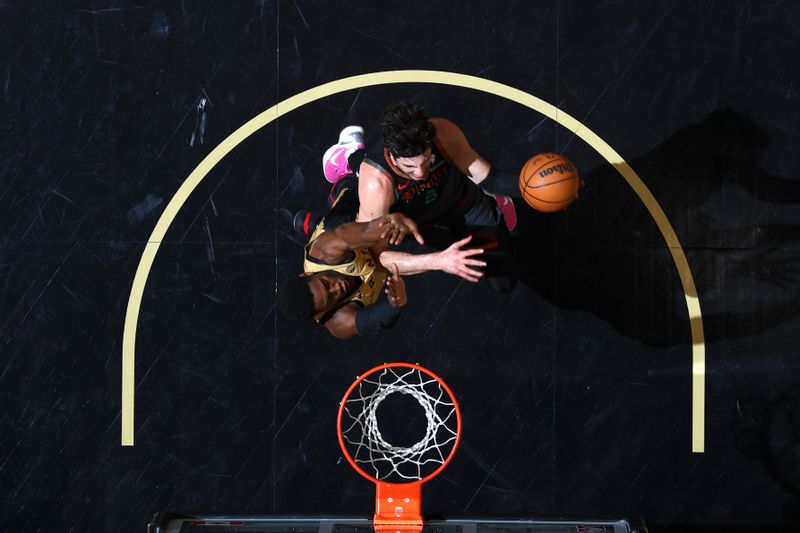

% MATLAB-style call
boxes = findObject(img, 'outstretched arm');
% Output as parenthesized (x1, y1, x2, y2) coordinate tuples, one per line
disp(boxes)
(431, 118, 492, 184)
(309, 213, 424, 264)
(333, 212, 423, 248)
(378, 235, 486, 283)
(432, 118, 520, 197)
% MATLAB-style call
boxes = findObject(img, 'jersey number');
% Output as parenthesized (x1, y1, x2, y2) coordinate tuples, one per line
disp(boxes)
(424, 189, 438, 204)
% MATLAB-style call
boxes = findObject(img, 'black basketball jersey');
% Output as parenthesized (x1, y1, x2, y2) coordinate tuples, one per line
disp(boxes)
(363, 136, 484, 226)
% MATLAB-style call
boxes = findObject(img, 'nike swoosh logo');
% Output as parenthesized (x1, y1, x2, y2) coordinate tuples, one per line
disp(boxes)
(397, 181, 412, 191)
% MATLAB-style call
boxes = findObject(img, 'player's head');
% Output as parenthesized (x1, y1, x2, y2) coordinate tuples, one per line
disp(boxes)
(381, 101, 436, 180)
(278, 271, 351, 320)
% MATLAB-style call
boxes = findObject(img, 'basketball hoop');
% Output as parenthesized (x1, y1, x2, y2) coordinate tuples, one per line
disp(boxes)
(337, 362, 462, 533)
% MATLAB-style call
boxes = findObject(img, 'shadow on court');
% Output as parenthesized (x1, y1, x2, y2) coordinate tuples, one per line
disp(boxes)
(511, 109, 800, 347)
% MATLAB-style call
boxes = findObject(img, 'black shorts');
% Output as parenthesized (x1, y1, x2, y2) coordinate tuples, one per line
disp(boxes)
(320, 175, 360, 231)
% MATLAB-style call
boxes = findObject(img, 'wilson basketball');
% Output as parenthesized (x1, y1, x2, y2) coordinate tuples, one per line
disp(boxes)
(518, 152, 580, 212)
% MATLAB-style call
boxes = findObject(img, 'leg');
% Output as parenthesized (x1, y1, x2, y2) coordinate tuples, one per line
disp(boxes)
(322, 126, 365, 184)
(294, 123, 365, 237)
(322, 176, 360, 230)
(462, 198, 518, 292)
(294, 175, 361, 236)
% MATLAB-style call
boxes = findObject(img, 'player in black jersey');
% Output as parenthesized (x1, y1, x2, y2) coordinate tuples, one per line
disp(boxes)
(355, 101, 522, 291)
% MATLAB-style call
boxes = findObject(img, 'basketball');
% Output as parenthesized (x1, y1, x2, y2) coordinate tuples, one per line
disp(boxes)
(518, 152, 580, 212)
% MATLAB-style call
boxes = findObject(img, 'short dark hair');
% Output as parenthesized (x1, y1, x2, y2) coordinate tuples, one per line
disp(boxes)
(278, 275, 315, 320)
(381, 101, 436, 157)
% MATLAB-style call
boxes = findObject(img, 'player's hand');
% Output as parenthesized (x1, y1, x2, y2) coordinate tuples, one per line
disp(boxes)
(378, 213, 425, 245)
(435, 235, 486, 282)
(385, 263, 407, 307)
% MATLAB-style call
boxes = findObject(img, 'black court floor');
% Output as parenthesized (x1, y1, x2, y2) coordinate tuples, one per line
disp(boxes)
(1, 2, 799, 532)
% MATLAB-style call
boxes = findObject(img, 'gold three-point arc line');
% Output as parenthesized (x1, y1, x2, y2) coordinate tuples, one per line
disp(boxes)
(121, 70, 706, 452)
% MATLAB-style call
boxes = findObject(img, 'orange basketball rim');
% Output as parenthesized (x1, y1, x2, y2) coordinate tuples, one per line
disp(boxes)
(337, 362, 463, 533)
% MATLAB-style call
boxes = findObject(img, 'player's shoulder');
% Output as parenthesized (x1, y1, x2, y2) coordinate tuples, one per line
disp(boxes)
(359, 159, 394, 191)
(430, 117, 462, 134)
(307, 231, 340, 262)
(430, 118, 468, 146)
(326, 302, 359, 339)
(430, 117, 456, 128)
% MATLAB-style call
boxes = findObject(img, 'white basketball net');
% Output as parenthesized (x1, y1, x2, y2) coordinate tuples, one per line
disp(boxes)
(340, 366, 459, 483)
